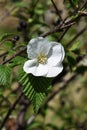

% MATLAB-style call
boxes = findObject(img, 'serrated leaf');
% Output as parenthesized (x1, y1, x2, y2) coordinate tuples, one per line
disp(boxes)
(3, 41, 13, 51)
(9, 56, 27, 67)
(0, 33, 13, 42)
(19, 70, 52, 113)
(0, 65, 11, 87)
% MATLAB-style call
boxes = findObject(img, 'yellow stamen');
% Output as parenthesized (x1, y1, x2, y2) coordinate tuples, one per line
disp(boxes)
(37, 54, 47, 64)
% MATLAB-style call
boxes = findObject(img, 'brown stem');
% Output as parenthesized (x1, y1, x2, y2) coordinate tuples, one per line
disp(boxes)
(67, 27, 87, 47)
(41, 21, 75, 37)
(51, 0, 63, 21)
(0, 93, 23, 129)
(57, 27, 70, 42)
(1, 47, 26, 65)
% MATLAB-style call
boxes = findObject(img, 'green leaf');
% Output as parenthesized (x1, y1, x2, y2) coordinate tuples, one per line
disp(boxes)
(26, 121, 43, 130)
(66, 51, 76, 71)
(0, 87, 3, 95)
(72, 0, 79, 5)
(3, 41, 13, 51)
(9, 56, 27, 67)
(46, 123, 59, 130)
(14, 2, 28, 8)
(69, 42, 80, 51)
(19, 69, 52, 113)
(0, 33, 13, 42)
(0, 65, 11, 87)
(76, 66, 87, 74)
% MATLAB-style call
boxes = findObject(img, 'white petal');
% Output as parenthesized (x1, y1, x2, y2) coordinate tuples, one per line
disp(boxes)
(27, 37, 52, 59)
(46, 64, 63, 77)
(61, 45, 65, 61)
(23, 60, 48, 77)
(23, 59, 37, 74)
(47, 42, 65, 66)
(35, 64, 48, 77)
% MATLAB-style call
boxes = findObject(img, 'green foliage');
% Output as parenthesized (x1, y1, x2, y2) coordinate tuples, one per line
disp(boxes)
(0, 65, 11, 87)
(0, 0, 87, 129)
(46, 124, 59, 130)
(66, 51, 76, 71)
(0, 33, 13, 42)
(76, 66, 87, 74)
(9, 56, 27, 67)
(14, 1, 28, 8)
(69, 42, 80, 52)
(3, 41, 13, 51)
(72, 0, 79, 5)
(26, 121, 44, 130)
(19, 69, 52, 113)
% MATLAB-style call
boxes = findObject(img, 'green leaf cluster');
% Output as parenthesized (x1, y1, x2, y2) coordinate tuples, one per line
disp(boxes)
(9, 56, 27, 67)
(0, 33, 13, 42)
(0, 65, 11, 87)
(19, 69, 52, 113)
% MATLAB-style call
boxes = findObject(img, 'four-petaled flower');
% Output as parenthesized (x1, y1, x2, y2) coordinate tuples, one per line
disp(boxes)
(23, 37, 65, 77)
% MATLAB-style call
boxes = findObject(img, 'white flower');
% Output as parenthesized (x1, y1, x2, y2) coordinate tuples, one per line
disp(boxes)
(23, 37, 65, 77)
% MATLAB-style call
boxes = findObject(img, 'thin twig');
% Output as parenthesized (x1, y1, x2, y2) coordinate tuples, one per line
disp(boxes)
(51, 0, 63, 21)
(1, 9, 84, 65)
(46, 74, 76, 103)
(0, 93, 23, 129)
(78, 10, 87, 16)
(1, 47, 26, 64)
(41, 21, 75, 37)
(80, 0, 87, 10)
(67, 27, 87, 47)
(1, 22, 75, 65)
(17, 100, 31, 129)
(0, 52, 8, 58)
(0, 95, 11, 107)
(57, 27, 70, 42)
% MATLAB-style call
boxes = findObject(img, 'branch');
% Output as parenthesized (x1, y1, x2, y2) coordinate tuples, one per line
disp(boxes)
(1, 47, 26, 65)
(17, 98, 31, 130)
(67, 27, 87, 47)
(0, 93, 23, 129)
(46, 74, 76, 103)
(1, 7, 84, 65)
(80, 0, 87, 10)
(57, 27, 70, 42)
(41, 21, 75, 37)
(0, 52, 8, 58)
(51, 0, 63, 21)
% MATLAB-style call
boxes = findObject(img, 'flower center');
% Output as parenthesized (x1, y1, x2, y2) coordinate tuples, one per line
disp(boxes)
(37, 54, 47, 64)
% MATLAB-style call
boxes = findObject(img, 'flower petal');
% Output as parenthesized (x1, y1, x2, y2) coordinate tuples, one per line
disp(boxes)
(23, 59, 37, 74)
(46, 64, 63, 77)
(35, 64, 48, 77)
(47, 42, 65, 66)
(27, 37, 52, 59)
(23, 60, 48, 77)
